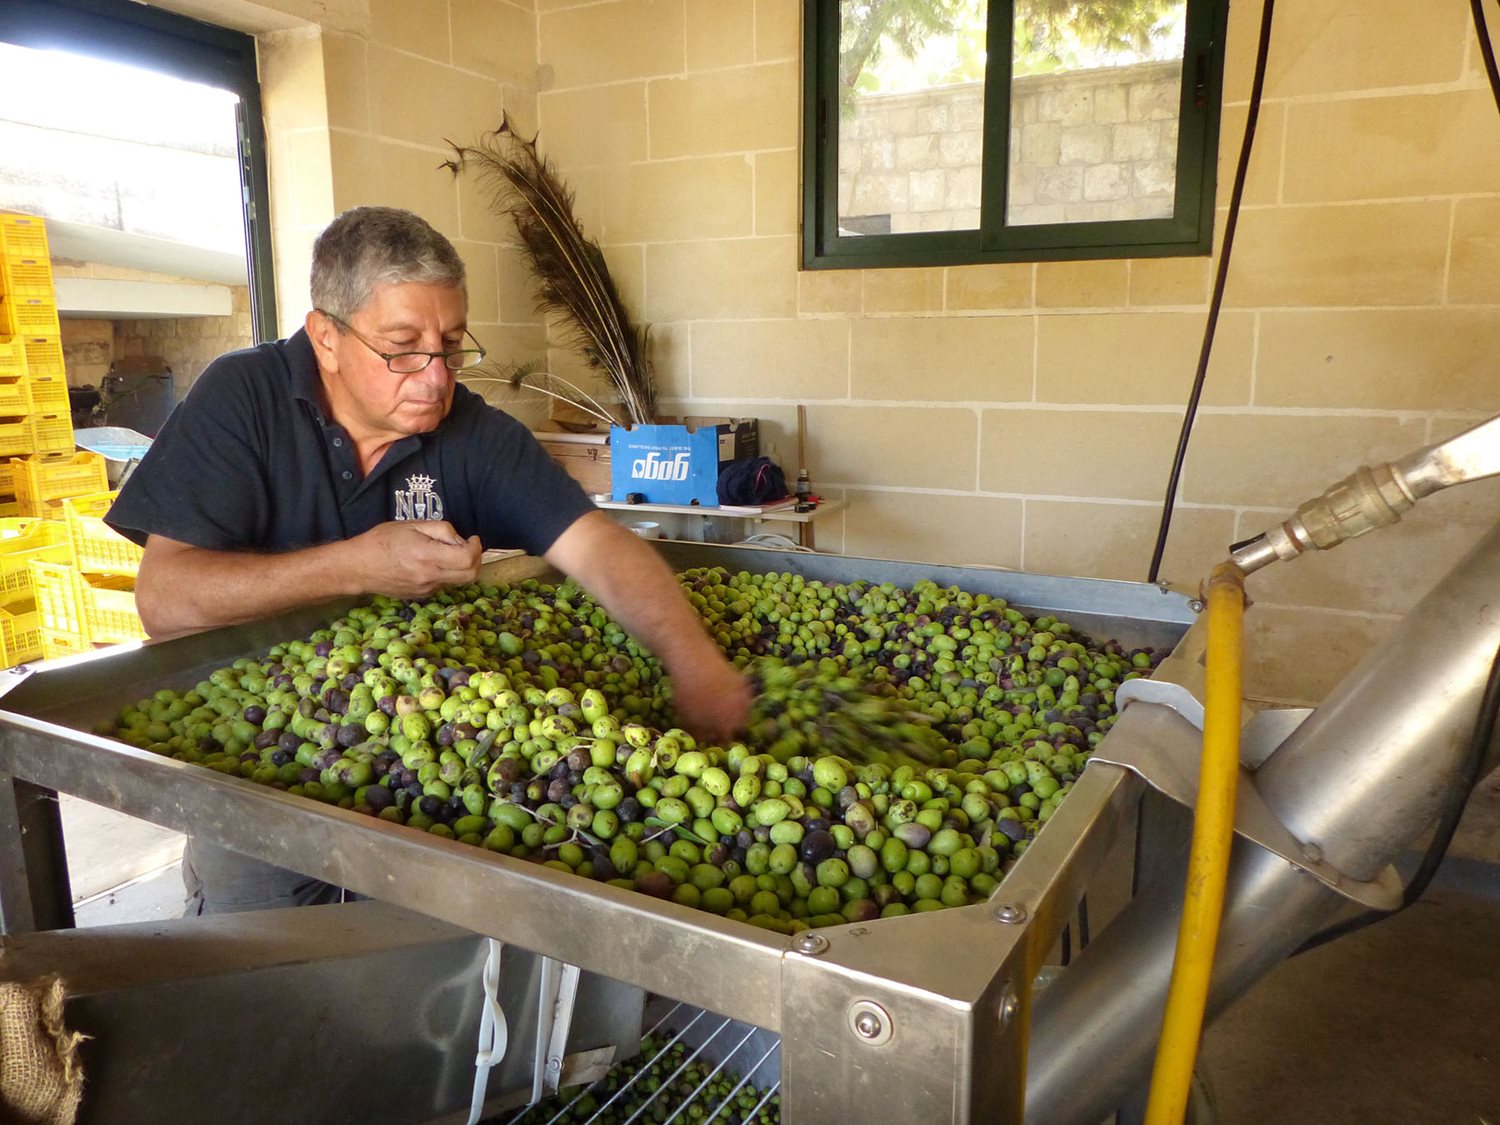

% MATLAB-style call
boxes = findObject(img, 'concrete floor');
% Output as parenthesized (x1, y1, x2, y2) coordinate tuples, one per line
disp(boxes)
(53, 776, 1500, 1123)
(1202, 773, 1500, 1125)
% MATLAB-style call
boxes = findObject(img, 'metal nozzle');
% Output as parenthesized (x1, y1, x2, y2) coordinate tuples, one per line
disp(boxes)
(1230, 412, 1500, 575)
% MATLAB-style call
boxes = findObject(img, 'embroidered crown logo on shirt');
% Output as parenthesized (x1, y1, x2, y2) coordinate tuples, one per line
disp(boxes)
(395, 473, 445, 522)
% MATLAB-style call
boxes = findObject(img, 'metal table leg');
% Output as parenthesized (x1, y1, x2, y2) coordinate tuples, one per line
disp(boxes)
(0, 772, 75, 934)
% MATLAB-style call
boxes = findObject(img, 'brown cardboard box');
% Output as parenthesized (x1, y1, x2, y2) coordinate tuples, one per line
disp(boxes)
(533, 429, 611, 496)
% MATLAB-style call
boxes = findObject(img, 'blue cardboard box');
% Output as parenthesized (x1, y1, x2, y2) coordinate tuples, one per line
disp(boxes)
(610, 417, 759, 505)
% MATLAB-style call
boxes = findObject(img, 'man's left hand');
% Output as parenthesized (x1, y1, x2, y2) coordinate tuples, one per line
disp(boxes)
(669, 656, 753, 743)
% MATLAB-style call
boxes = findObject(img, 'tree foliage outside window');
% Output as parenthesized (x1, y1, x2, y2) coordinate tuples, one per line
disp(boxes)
(805, 0, 1229, 269)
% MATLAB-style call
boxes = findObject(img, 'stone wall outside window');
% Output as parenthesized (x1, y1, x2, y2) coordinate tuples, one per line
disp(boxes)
(838, 61, 1184, 233)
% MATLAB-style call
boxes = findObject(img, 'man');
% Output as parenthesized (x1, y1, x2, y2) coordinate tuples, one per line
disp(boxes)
(107, 206, 750, 913)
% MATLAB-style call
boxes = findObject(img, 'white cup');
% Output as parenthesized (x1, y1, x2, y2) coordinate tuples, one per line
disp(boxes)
(625, 521, 662, 539)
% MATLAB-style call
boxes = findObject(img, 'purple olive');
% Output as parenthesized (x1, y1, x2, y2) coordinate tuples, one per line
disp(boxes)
(893, 822, 931, 850)
(997, 819, 1027, 842)
(634, 871, 672, 899)
(800, 830, 835, 865)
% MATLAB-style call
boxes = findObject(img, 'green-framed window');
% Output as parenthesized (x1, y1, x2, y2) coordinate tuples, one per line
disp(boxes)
(803, 0, 1231, 269)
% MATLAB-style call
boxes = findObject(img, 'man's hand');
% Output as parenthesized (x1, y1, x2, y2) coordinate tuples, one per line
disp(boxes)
(349, 520, 481, 598)
(670, 656, 753, 743)
(545, 511, 751, 744)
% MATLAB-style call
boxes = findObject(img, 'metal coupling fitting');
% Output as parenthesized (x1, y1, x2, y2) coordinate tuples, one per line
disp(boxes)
(1232, 462, 1414, 573)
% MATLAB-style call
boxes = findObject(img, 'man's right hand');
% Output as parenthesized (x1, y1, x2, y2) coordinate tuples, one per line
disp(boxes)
(349, 520, 482, 598)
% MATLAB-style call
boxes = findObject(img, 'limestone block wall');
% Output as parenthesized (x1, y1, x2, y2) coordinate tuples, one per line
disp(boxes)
(50, 261, 251, 393)
(113, 284, 254, 392)
(532, 0, 1500, 706)
(251, 0, 551, 423)
(142, 0, 1500, 706)
(840, 61, 1183, 233)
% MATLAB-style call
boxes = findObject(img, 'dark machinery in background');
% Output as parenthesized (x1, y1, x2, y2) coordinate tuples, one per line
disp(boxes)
(67, 356, 174, 437)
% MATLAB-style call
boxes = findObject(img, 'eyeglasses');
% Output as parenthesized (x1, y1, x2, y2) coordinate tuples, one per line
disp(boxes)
(317, 309, 487, 374)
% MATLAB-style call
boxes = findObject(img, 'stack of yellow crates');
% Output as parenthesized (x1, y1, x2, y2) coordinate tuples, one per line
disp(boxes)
(0, 212, 135, 667)
(30, 490, 146, 660)
(0, 212, 83, 521)
(0, 517, 72, 666)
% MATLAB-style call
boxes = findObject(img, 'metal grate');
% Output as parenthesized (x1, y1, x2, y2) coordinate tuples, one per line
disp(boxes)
(503, 1002, 781, 1125)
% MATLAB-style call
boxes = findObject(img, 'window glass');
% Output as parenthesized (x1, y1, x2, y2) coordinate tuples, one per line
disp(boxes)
(1007, 0, 1188, 226)
(804, 0, 1229, 269)
(837, 0, 989, 237)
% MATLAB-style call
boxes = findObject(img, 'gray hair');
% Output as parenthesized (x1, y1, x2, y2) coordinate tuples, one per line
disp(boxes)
(310, 206, 467, 321)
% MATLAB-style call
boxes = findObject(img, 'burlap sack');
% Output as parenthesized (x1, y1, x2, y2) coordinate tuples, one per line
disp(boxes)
(0, 977, 84, 1125)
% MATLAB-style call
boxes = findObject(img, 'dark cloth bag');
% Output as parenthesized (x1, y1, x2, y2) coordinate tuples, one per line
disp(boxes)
(717, 457, 788, 506)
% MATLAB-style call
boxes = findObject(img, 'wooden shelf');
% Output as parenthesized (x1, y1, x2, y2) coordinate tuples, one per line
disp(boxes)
(592, 498, 845, 524)
(592, 497, 845, 548)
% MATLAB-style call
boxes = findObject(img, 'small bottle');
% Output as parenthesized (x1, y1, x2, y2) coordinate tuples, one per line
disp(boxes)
(795, 469, 811, 503)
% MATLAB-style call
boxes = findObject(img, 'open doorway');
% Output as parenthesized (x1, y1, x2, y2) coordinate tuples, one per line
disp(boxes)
(0, 0, 274, 430)
(0, 0, 276, 923)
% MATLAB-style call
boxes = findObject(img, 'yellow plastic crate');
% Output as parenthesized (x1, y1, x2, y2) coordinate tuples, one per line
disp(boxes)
(29, 413, 73, 457)
(0, 337, 23, 380)
(25, 375, 67, 414)
(0, 502, 17, 519)
(0, 255, 52, 300)
(0, 461, 11, 496)
(39, 632, 91, 660)
(6, 296, 60, 336)
(21, 337, 62, 379)
(0, 518, 70, 608)
(39, 633, 90, 660)
(82, 575, 144, 644)
(30, 558, 81, 640)
(64, 491, 142, 576)
(0, 376, 28, 414)
(0, 419, 34, 458)
(0, 605, 42, 667)
(13, 452, 107, 518)
(0, 215, 50, 262)
(29, 559, 141, 647)
(0, 515, 65, 542)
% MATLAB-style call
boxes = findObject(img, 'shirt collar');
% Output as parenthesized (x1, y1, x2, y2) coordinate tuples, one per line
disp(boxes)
(287, 327, 325, 415)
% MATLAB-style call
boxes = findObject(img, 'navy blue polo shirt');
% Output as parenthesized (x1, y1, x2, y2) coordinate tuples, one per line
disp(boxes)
(106, 329, 596, 557)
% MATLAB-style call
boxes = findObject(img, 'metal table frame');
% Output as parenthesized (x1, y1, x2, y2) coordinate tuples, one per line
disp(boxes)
(0, 544, 1193, 1122)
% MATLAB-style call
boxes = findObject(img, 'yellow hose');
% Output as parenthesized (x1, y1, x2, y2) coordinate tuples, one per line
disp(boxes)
(1144, 562, 1247, 1125)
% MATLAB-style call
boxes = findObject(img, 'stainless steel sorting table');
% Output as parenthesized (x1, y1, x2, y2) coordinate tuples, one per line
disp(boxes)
(0, 543, 1195, 1122)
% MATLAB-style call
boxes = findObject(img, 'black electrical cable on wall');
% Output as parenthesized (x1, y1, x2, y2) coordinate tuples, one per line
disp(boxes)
(1145, 0, 1277, 584)
(1475, 0, 1500, 114)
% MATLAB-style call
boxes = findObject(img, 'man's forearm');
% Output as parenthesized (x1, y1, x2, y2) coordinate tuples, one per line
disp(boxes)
(545, 514, 719, 673)
(136, 538, 357, 639)
(137, 521, 483, 640)
(581, 539, 720, 673)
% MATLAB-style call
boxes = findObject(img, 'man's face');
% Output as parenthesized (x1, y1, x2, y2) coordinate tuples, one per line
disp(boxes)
(311, 280, 467, 443)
